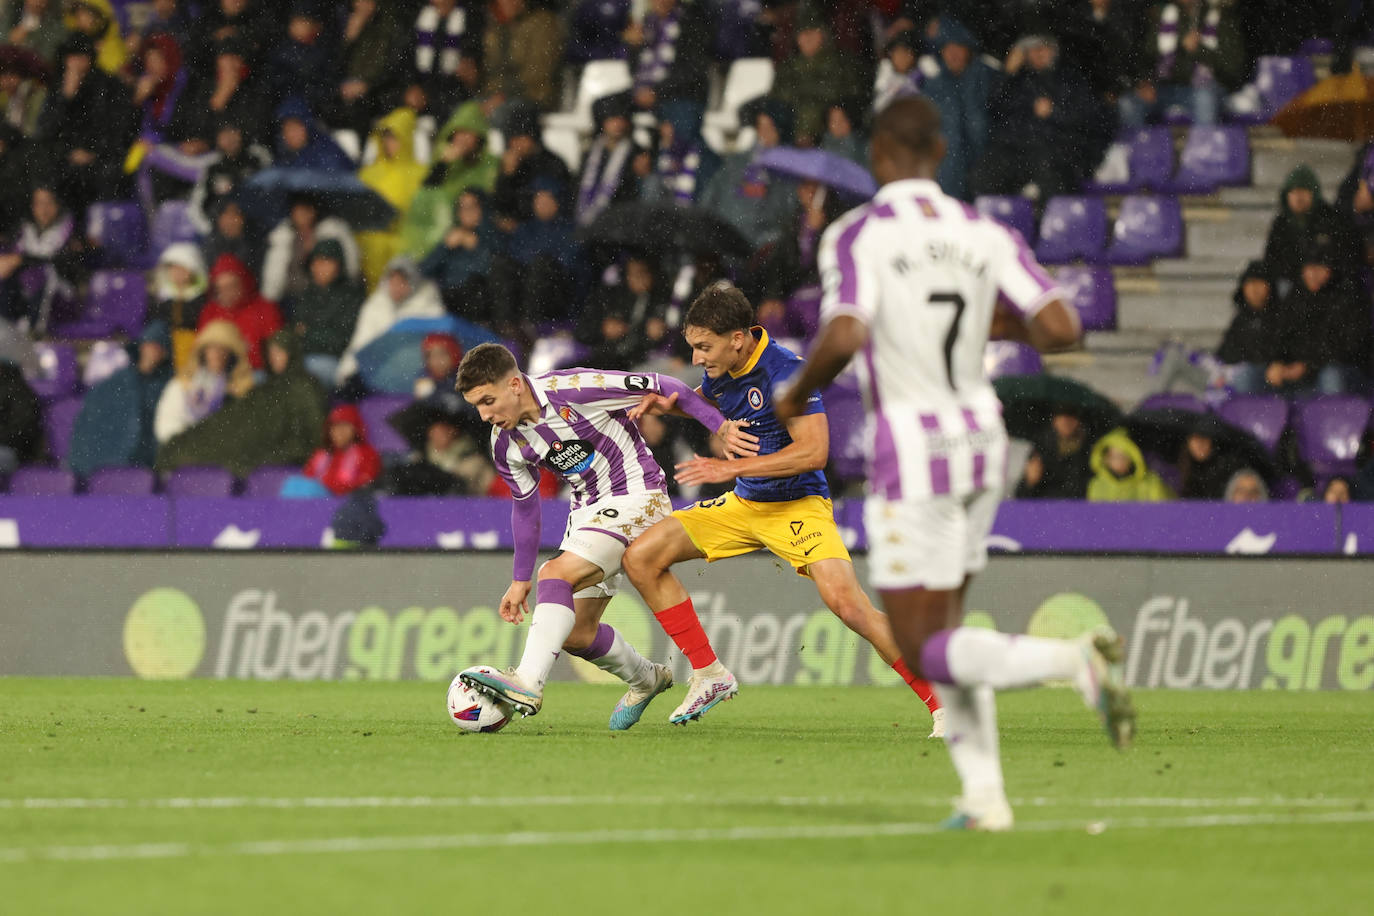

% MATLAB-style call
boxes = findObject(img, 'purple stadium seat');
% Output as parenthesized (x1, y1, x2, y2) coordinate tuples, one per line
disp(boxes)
(1099, 195, 1183, 265)
(1138, 392, 1208, 414)
(357, 396, 412, 454)
(43, 396, 82, 463)
(1087, 128, 1174, 193)
(1295, 396, 1372, 477)
(243, 465, 297, 498)
(51, 270, 149, 339)
(26, 342, 78, 401)
(86, 201, 147, 268)
(8, 467, 77, 496)
(1162, 127, 1250, 194)
(1215, 396, 1290, 453)
(984, 340, 1043, 379)
(975, 195, 1036, 243)
(86, 466, 156, 496)
(1034, 197, 1107, 264)
(1053, 266, 1116, 331)
(823, 380, 867, 481)
(1298, 38, 1334, 55)
(1256, 56, 1317, 116)
(163, 466, 236, 498)
(150, 200, 199, 256)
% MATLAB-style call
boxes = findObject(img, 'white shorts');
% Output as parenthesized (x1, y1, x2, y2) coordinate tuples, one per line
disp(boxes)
(864, 489, 1001, 591)
(558, 491, 672, 598)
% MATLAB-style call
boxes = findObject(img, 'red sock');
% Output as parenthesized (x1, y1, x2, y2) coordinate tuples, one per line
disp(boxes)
(654, 598, 718, 670)
(892, 657, 941, 714)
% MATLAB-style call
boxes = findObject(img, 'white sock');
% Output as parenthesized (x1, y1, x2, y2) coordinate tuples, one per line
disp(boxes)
(943, 628, 1082, 689)
(935, 683, 1005, 809)
(515, 582, 576, 692)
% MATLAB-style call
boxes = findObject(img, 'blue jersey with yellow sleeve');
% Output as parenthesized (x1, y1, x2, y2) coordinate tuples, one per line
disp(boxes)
(701, 327, 829, 502)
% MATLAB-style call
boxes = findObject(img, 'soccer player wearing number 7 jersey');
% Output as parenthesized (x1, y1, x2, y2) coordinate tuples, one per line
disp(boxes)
(776, 97, 1135, 831)
(455, 343, 758, 729)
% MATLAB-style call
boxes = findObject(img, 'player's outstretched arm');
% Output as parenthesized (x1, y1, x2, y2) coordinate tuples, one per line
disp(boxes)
(630, 378, 760, 457)
(502, 493, 541, 624)
(775, 315, 867, 425)
(676, 413, 829, 486)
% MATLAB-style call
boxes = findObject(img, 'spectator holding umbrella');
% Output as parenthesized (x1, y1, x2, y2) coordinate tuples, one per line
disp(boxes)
(336, 255, 445, 385)
(303, 403, 382, 496)
(272, 96, 354, 172)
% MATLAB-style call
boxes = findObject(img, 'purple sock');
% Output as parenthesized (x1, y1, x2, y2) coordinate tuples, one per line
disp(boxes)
(920, 629, 956, 685)
(568, 623, 616, 660)
(537, 578, 574, 607)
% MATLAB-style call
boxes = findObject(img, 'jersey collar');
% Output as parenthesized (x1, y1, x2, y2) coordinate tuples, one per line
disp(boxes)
(874, 177, 942, 201)
(728, 326, 769, 379)
(520, 373, 549, 427)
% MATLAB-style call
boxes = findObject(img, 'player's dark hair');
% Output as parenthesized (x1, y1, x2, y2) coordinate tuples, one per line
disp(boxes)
(685, 283, 755, 336)
(872, 96, 942, 157)
(456, 342, 519, 392)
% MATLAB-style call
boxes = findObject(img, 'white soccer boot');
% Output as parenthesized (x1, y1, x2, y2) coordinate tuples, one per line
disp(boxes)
(668, 663, 738, 725)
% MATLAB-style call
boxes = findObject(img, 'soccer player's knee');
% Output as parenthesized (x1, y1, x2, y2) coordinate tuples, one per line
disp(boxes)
(563, 621, 597, 651)
(621, 540, 656, 582)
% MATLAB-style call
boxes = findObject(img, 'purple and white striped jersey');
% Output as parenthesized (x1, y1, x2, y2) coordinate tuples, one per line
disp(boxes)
(818, 178, 1065, 501)
(492, 369, 668, 509)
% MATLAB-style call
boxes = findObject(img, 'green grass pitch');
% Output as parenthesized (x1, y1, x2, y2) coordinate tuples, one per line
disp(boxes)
(2, 680, 1372, 915)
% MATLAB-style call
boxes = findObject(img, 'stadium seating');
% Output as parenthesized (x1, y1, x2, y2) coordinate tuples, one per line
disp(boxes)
(1100, 195, 1183, 265)
(1053, 266, 1117, 331)
(1137, 392, 1208, 414)
(86, 201, 147, 269)
(8, 467, 77, 496)
(51, 270, 148, 339)
(984, 340, 1043, 378)
(702, 57, 775, 150)
(357, 395, 412, 454)
(1215, 395, 1290, 453)
(974, 195, 1036, 243)
(1034, 196, 1107, 264)
(42, 396, 82, 463)
(1231, 55, 1318, 124)
(544, 59, 633, 134)
(149, 200, 200, 256)
(27, 342, 79, 401)
(86, 467, 157, 496)
(243, 466, 298, 499)
(1086, 127, 1174, 194)
(81, 339, 131, 388)
(163, 466, 236, 498)
(1162, 126, 1251, 194)
(1295, 396, 1372, 478)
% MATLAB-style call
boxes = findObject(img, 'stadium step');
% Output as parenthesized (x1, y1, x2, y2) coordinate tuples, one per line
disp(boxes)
(1117, 290, 1233, 334)
(1251, 137, 1354, 191)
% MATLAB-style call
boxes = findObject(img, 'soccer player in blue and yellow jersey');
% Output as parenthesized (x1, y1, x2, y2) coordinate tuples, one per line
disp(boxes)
(622, 283, 944, 731)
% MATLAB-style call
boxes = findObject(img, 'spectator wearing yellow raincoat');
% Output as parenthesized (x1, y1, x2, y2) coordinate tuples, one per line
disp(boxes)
(357, 107, 427, 287)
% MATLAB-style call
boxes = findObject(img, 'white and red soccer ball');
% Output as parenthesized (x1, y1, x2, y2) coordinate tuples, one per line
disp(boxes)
(446, 667, 513, 733)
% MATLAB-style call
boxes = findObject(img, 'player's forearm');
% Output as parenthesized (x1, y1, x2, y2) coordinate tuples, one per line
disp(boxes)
(510, 494, 541, 582)
(792, 315, 868, 396)
(659, 375, 726, 432)
(723, 441, 826, 478)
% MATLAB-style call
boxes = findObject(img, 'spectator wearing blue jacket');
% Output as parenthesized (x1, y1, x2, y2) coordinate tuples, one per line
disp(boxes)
(489, 176, 585, 326)
(273, 96, 354, 172)
(916, 18, 996, 201)
(419, 188, 501, 324)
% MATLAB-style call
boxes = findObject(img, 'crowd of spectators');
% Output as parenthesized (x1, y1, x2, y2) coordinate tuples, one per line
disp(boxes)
(0, 0, 1363, 506)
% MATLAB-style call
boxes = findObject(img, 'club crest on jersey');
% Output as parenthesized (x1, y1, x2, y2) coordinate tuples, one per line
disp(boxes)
(747, 387, 764, 410)
(558, 406, 577, 424)
(546, 439, 595, 475)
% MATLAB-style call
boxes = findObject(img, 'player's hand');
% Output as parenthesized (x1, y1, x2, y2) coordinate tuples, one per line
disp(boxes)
(499, 580, 532, 624)
(773, 384, 809, 425)
(675, 456, 739, 486)
(629, 390, 678, 420)
(715, 419, 759, 458)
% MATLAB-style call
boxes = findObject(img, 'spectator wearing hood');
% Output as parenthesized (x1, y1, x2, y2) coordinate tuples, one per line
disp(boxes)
(0, 358, 41, 470)
(637, 98, 719, 206)
(1215, 260, 1276, 394)
(267, 2, 337, 118)
(419, 188, 500, 323)
(490, 103, 573, 229)
(357, 107, 428, 287)
(148, 242, 208, 332)
(273, 97, 354, 172)
(336, 255, 445, 384)
(482, 0, 563, 111)
(574, 91, 644, 228)
(821, 97, 867, 166)
(1224, 467, 1269, 503)
(410, 0, 484, 118)
(198, 253, 283, 370)
(700, 95, 798, 252)
(1015, 406, 1094, 499)
(624, 0, 712, 113)
(1087, 428, 1173, 502)
(970, 33, 1110, 203)
(1120, 0, 1243, 128)
(914, 18, 996, 201)
(326, 0, 407, 137)
(414, 332, 463, 400)
(772, 6, 863, 146)
(70, 320, 175, 477)
(187, 118, 272, 234)
(873, 29, 927, 114)
(575, 254, 670, 371)
(2, 0, 66, 67)
(157, 328, 327, 478)
(200, 198, 261, 279)
(304, 403, 382, 496)
(289, 238, 365, 388)
(0, 43, 49, 136)
(489, 176, 584, 327)
(261, 195, 361, 304)
(404, 100, 499, 256)
(1177, 415, 1245, 500)
(1262, 164, 1358, 293)
(170, 35, 268, 152)
(34, 33, 135, 212)
(1264, 242, 1371, 395)
(65, 0, 126, 76)
(154, 317, 254, 443)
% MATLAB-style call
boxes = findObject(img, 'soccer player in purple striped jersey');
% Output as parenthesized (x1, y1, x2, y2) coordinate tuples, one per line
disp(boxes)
(455, 343, 758, 729)
(776, 97, 1135, 831)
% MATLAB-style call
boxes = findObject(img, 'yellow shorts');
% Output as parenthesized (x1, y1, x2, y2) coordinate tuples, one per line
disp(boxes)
(672, 492, 852, 575)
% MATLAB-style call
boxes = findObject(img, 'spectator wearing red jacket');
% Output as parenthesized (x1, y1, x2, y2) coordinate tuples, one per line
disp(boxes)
(198, 253, 283, 369)
(304, 403, 381, 495)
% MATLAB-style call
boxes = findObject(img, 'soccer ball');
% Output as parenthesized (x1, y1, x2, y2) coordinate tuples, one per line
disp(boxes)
(446, 670, 513, 733)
